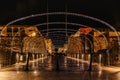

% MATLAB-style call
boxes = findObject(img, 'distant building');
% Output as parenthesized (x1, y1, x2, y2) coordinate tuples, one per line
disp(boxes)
(45, 38, 54, 54)
(0, 25, 41, 37)
(0, 25, 41, 53)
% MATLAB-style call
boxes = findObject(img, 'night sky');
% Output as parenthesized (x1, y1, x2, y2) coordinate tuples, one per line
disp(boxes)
(0, 0, 119, 26)
(0, 0, 120, 47)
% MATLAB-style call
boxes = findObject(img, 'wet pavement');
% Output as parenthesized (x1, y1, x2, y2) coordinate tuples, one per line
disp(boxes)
(0, 55, 120, 80)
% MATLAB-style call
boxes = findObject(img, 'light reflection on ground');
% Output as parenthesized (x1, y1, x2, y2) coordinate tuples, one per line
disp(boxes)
(0, 56, 120, 80)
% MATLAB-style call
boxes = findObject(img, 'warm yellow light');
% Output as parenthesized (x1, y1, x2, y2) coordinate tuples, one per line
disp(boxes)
(32, 32, 36, 36)
(29, 32, 36, 37)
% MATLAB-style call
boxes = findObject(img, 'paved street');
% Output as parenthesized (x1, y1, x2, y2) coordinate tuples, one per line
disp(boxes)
(0, 55, 120, 80)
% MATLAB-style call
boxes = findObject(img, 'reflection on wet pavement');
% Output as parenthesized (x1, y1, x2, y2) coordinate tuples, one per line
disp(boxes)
(0, 55, 120, 80)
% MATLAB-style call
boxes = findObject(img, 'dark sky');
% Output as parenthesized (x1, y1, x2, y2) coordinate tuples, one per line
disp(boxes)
(0, 0, 120, 47)
(0, 0, 120, 26)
